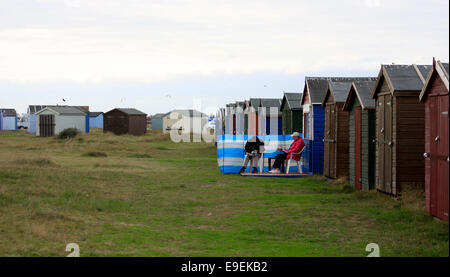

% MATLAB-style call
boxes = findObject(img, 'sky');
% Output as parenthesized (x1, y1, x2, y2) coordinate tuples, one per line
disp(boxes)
(0, 0, 448, 115)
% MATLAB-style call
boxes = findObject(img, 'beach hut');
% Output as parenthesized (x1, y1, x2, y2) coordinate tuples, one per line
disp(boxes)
(0, 109, 17, 130)
(259, 98, 282, 135)
(28, 105, 89, 134)
(371, 64, 431, 196)
(247, 98, 261, 136)
(235, 101, 245, 135)
(280, 92, 303, 135)
(225, 103, 236, 134)
(419, 59, 449, 221)
(343, 80, 377, 190)
(243, 100, 250, 135)
(89, 112, 103, 129)
(104, 108, 147, 136)
(150, 113, 167, 130)
(322, 77, 377, 179)
(162, 109, 208, 137)
(35, 106, 87, 137)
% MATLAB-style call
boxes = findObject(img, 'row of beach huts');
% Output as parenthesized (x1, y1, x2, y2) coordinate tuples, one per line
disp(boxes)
(0, 105, 212, 137)
(216, 59, 449, 221)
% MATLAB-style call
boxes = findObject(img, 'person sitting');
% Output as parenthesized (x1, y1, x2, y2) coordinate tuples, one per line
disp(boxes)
(268, 132, 305, 174)
(239, 136, 265, 174)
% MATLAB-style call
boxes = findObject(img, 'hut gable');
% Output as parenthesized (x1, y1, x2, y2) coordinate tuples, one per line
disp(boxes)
(372, 64, 432, 97)
(343, 81, 377, 111)
(281, 92, 302, 111)
(420, 60, 449, 101)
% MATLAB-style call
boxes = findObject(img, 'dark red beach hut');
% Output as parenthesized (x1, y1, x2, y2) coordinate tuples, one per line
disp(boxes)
(419, 59, 449, 221)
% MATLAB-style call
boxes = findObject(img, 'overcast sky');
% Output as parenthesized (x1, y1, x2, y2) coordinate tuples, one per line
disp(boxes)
(0, 0, 448, 115)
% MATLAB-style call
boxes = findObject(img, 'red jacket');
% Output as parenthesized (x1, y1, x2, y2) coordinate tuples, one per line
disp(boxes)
(286, 138, 305, 161)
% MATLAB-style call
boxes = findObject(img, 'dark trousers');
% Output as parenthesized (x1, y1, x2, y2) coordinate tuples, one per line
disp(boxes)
(272, 152, 288, 169)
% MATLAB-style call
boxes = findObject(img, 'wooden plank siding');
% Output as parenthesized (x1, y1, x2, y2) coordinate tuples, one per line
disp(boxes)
(348, 108, 355, 185)
(336, 103, 349, 179)
(348, 98, 375, 190)
(395, 96, 425, 190)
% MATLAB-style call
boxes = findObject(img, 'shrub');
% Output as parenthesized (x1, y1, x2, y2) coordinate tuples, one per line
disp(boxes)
(58, 128, 80, 139)
(83, 151, 107, 157)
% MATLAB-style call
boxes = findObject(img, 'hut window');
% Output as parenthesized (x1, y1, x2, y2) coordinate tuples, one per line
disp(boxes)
(304, 113, 310, 139)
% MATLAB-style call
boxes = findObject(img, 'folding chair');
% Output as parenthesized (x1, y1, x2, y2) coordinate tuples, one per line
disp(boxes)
(286, 147, 305, 174)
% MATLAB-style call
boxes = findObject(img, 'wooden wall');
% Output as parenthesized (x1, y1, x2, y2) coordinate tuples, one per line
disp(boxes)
(395, 96, 425, 190)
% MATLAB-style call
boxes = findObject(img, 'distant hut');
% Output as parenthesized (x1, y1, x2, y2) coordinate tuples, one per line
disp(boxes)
(35, 106, 88, 137)
(243, 100, 250, 135)
(235, 101, 245, 135)
(225, 103, 236, 134)
(150, 113, 167, 130)
(280, 92, 303, 135)
(89, 112, 103, 129)
(343, 80, 377, 190)
(371, 64, 431, 196)
(162, 109, 208, 136)
(0, 109, 17, 130)
(247, 98, 261, 136)
(259, 98, 282, 135)
(419, 59, 449, 221)
(28, 105, 89, 134)
(104, 108, 147, 136)
(322, 77, 377, 179)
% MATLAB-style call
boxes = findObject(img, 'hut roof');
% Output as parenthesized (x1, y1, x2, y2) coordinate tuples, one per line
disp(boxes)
(113, 108, 147, 115)
(322, 77, 377, 106)
(372, 64, 432, 97)
(419, 60, 449, 101)
(343, 80, 377, 111)
(170, 109, 207, 118)
(151, 113, 167, 119)
(249, 98, 261, 108)
(0, 109, 17, 116)
(280, 92, 302, 111)
(36, 106, 87, 115)
(89, 112, 103, 117)
(259, 98, 282, 115)
(259, 98, 281, 108)
(303, 77, 375, 104)
(28, 105, 48, 114)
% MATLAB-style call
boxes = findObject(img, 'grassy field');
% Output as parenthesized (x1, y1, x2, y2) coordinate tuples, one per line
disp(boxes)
(0, 129, 448, 257)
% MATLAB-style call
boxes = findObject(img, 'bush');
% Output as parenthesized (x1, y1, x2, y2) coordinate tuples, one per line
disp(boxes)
(58, 128, 80, 139)
(83, 151, 107, 157)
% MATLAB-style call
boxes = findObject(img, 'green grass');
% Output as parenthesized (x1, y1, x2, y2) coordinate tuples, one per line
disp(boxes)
(0, 129, 448, 257)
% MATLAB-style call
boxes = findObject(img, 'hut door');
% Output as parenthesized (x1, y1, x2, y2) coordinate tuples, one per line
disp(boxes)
(323, 105, 331, 177)
(354, 107, 362, 190)
(232, 115, 236, 135)
(39, 114, 55, 137)
(329, 104, 337, 178)
(429, 96, 449, 220)
(437, 96, 449, 220)
(376, 94, 393, 193)
(324, 104, 336, 178)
